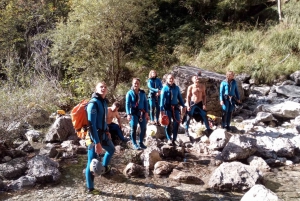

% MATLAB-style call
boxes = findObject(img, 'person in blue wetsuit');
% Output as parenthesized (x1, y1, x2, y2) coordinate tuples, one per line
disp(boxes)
(185, 72, 212, 137)
(126, 78, 150, 150)
(160, 74, 186, 146)
(107, 101, 129, 144)
(147, 70, 163, 125)
(219, 71, 241, 131)
(86, 82, 115, 193)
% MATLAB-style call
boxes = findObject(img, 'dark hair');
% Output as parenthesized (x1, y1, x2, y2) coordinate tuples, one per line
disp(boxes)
(113, 101, 120, 108)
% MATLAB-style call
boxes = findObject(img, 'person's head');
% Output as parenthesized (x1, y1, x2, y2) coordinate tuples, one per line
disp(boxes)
(226, 71, 235, 82)
(111, 101, 120, 112)
(149, 70, 157, 79)
(95, 82, 108, 98)
(192, 71, 201, 83)
(166, 74, 174, 85)
(132, 78, 140, 90)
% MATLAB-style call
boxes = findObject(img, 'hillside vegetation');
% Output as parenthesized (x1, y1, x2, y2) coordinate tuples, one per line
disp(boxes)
(0, 0, 299, 138)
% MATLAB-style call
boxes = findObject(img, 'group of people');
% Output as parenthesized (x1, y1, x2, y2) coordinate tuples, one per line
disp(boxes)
(84, 70, 240, 193)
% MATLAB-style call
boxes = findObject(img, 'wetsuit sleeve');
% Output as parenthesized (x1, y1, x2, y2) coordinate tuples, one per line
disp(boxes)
(143, 92, 149, 113)
(147, 79, 158, 93)
(125, 91, 131, 115)
(104, 105, 108, 132)
(220, 82, 225, 101)
(234, 80, 240, 100)
(177, 86, 185, 107)
(158, 79, 163, 90)
(87, 102, 100, 144)
(160, 87, 166, 111)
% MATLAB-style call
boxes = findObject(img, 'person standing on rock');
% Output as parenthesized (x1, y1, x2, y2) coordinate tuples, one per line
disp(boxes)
(219, 71, 241, 131)
(184, 72, 212, 137)
(126, 78, 150, 150)
(86, 82, 115, 194)
(160, 74, 186, 146)
(147, 70, 163, 125)
(107, 101, 129, 144)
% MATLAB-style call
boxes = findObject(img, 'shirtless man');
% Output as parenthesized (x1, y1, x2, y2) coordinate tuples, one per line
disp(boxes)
(107, 102, 128, 143)
(184, 72, 212, 137)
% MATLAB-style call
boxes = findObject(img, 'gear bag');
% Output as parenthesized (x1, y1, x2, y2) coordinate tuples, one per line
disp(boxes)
(70, 99, 99, 139)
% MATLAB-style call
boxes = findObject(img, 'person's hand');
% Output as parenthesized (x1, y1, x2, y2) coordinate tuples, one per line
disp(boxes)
(203, 105, 207, 110)
(237, 100, 241, 104)
(127, 114, 131, 121)
(145, 113, 150, 121)
(157, 90, 161, 96)
(187, 106, 191, 111)
(95, 143, 103, 155)
(220, 101, 224, 106)
(106, 132, 111, 139)
(160, 111, 165, 116)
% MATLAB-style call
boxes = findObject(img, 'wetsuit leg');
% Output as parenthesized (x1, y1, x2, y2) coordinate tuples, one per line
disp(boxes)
(172, 109, 180, 142)
(86, 143, 97, 190)
(101, 132, 115, 167)
(138, 117, 147, 145)
(108, 123, 125, 141)
(149, 97, 155, 122)
(226, 101, 235, 127)
(130, 115, 138, 146)
(221, 100, 230, 128)
(199, 109, 210, 129)
(164, 110, 172, 140)
(155, 98, 160, 122)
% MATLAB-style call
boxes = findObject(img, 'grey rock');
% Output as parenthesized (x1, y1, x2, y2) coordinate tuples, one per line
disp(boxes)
(45, 116, 76, 142)
(0, 157, 27, 179)
(123, 162, 144, 178)
(276, 85, 300, 98)
(241, 184, 280, 201)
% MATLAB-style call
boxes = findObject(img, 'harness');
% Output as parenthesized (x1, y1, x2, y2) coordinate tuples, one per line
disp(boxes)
(132, 89, 146, 122)
(167, 84, 181, 124)
(171, 105, 181, 124)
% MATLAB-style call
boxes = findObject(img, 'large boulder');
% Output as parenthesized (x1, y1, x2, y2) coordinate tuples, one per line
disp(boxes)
(45, 116, 76, 142)
(261, 101, 300, 119)
(27, 155, 61, 183)
(222, 134, 257, 161)
(241, 184, 280, 201)
(208, 161, 262, 192)
(164, 66, 245, 116)
(276, 85, 300, 98)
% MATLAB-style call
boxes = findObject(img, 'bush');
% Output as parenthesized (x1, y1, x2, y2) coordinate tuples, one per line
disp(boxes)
(0, 78, 73, 140)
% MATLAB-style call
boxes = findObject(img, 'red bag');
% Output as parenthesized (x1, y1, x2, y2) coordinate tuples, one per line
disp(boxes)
(160, 114, 169, 126)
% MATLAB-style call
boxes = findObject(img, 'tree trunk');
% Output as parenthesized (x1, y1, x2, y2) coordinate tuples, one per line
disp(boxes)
(278, 0, 283, 21)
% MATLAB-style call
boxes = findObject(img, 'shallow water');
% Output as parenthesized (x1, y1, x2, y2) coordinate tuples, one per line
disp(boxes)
(2, 146, 300, 201)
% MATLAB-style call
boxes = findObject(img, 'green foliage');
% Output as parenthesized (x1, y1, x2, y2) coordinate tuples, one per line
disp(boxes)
(0, 78, 72, 133)
(50, 0, 157, 97)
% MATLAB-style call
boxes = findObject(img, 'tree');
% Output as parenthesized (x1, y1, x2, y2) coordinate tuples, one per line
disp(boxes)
(0, 0, 70, 87)
(50, 0, 157, 94)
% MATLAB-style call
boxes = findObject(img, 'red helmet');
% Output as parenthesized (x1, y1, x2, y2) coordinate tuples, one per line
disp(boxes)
(160, 115, 169, 126)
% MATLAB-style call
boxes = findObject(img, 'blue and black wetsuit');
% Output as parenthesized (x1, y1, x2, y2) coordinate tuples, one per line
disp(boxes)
(219, 79, 240, 128)
(185, 101, 210, 131)
(108, 122, 125, 142)
(160, 83, 185, 142)
(125, 88, 149, 148)
(147, 77, 163, 122)
(86, 93, 115, 190)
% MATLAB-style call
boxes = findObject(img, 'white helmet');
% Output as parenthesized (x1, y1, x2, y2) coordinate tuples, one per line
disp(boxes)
(146, 125, 157, 137)
(90, 157, 105, 176)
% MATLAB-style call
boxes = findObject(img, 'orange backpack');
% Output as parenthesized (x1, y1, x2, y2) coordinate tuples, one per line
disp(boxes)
(70, 99, 98, 139)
